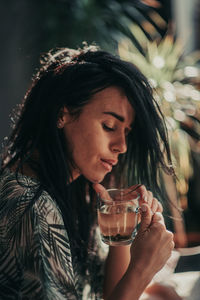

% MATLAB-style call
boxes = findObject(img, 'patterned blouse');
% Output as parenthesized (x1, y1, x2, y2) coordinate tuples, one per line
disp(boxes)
(0, 169, 108, 300)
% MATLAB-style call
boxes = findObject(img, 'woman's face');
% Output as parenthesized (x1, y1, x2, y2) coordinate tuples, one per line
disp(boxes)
(62, 86, 135, 183)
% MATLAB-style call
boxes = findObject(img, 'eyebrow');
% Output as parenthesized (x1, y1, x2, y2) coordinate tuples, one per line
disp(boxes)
(103, 111, 132, 130)
(103, 111, 124, 122)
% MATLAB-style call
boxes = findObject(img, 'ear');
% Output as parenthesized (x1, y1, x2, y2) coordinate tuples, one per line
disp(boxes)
(57, 106, 70, 128)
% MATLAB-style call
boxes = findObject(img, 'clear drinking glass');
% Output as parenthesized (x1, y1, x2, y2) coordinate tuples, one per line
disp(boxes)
(97, 188, 140, 246)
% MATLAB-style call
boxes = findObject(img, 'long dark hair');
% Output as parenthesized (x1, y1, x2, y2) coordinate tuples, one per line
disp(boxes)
(1, 44, 174, 273)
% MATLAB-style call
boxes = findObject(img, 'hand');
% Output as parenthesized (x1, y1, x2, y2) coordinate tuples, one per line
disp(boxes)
(135, 184, 163, 214)
(145, 282, 183, 300)
(93, 183, 163, 214)
(93, 184, 174, 284)
(129, 204, 174, 280)
(93, 183, 112, 200)
(93, 184, 175, 299)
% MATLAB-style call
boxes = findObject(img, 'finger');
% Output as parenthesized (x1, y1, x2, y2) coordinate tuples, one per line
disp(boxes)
(165, 231, 175, 250)
(150, 198, 163, 214)
(147, 190, 153, 208)
(170, 240, 175, 250)
(117, 185, 142, 200)
(157, 201, 163, 213)
(151, 198, 163, 214)
(123, 184, 142, 193)
(136, 185, 148, 203)
(138, 204, 152, 232)
(92, 183, 111, 200)
(152, 212, 166, 228)
(166, 230, 174, 240)
(118, 188, 141, 201)
(151, 198, 158, 214)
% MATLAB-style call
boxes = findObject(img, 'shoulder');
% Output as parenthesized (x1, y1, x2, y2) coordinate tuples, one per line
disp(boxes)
(0, 168, 40, 220)
(0, 168, 69, 253)
(0, 168, 40, 199)
(0, 169, 64, 233)
(0, 170, 77, 298)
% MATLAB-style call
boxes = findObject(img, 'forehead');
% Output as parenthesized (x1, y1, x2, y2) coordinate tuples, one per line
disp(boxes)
(85, 86, 135, 124)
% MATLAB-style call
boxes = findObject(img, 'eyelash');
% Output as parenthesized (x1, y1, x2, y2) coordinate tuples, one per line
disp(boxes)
(103, 123, 131, 136)
(103, 123, 114, 132)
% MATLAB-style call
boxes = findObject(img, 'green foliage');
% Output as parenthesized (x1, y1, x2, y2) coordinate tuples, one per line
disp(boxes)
(32, 0, 168, 53)
(119, 25, 200, 202)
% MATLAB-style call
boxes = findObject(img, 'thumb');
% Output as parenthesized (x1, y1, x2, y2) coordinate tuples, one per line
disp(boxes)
(138, 204, 152, 233)
(93, 183, 104, 194)
(92, 183, 111, 200)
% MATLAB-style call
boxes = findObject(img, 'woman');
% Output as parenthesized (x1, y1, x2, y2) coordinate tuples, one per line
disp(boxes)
(0, 45, 176, 299)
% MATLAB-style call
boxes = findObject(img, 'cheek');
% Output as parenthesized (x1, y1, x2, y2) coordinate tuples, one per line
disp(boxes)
(80, 125, 103, 148)
(75, 132, 107, 167)
(64, 121, 109, 162)
(77, 133, 100, 158)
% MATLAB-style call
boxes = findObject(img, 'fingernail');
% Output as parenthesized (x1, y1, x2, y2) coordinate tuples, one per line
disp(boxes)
(153, 212, 162, 220)
(141, 204, 147, 212)
(143, 196, 148, 203)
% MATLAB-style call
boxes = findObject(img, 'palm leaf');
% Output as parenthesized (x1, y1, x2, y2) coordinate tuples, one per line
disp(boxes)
(118, 26, 200, 213)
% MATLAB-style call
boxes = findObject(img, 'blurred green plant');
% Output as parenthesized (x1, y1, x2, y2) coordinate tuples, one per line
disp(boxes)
(33, 0, 169, 54)
(118, 26, 200, 208)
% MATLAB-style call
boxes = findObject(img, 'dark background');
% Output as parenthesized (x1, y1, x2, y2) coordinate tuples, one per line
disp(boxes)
(1, 0, 200, 268)
(0, 0, 174, 146)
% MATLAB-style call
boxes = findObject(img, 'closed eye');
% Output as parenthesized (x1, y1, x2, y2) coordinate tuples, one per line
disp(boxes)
(103, 123, 114, 132)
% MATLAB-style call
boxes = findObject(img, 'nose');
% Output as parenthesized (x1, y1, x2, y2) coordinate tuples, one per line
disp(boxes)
(111, 134, 127, 154)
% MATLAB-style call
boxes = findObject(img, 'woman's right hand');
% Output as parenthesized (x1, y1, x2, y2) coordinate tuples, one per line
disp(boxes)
(129, 203, 174, 282)
(106, 205, 175, 300)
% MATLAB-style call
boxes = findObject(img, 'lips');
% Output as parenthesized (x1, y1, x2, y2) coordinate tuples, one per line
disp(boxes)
(100, 159, 118, 172)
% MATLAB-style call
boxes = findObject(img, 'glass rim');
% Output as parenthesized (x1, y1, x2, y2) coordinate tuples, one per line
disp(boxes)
(98, 188, 140, 204)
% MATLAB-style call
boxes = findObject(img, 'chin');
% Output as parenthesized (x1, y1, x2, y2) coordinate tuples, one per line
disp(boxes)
(91, 178, 103, 184)
(84, 172, 106, 183)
